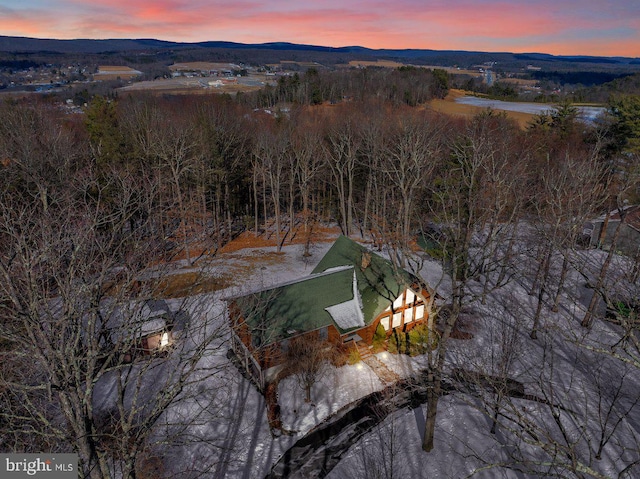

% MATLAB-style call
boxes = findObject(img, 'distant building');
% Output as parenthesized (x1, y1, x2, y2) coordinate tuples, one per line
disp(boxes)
(585, 205, 640, 257)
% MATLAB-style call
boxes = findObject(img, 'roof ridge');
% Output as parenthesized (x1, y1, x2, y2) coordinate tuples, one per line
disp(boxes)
(224, 265, 354, 300)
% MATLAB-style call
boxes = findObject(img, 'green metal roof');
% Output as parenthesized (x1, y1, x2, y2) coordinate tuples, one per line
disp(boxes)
(234, 267, 355, 347)
(232, 236, 415, 347)
(312, 235, 414, 324)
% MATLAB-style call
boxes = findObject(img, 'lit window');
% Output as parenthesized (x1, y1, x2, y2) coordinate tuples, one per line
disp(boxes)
(160, 332, 170, 348)
(404, 307, 413, 323)
(381, 317, 390, 331)
(393, 294, 403, 309)
(406, 289, 415, 305)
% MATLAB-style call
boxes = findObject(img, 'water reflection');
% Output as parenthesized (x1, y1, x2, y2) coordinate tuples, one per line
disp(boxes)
(454, 96, 606, 124)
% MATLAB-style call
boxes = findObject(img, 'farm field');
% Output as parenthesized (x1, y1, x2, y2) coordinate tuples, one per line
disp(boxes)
(348, 59, 406, 68)
(94, 65, 142, 80)
(118, 75, 269, 95)
(499, 77, 539, 87)
(346, 61, 484, 78)
(168, 62, 242, 72)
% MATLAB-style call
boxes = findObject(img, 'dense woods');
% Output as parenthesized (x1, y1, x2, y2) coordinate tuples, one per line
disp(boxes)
(3, 83, 624, 257)
(0, 70, 639, 479)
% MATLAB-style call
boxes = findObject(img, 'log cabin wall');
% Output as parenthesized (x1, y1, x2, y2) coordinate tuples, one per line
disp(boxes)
(229, 303, 253, 351)
(229, 299, 345, 372)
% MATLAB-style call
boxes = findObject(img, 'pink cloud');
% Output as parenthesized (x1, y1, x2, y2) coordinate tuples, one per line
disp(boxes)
(2, 0, 638, 57)
(0, 7, 54, 37)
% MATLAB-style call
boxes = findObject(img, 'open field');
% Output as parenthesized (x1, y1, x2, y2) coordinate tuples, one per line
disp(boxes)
(118, 76, 267, 95)
(346, 61, 483, 78)
(422, 65, 484, 76)
(348, 59, 406, 68)
(168, 62, 241, 71)
(499, 77, 539, 87)
(94, 65, 142, 80)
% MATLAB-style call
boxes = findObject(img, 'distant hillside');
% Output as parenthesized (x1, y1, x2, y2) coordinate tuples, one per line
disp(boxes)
(0, 36, 185, 53)
(0, 36, 639, 73)
(573, 72, 640, 102)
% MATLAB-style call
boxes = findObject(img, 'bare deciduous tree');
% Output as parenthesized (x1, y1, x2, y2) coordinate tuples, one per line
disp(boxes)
(0, 161, 226, 479)
(253, 123, 290, 252)
(323, 106, 362, 236)
(285, 335, 334, 404)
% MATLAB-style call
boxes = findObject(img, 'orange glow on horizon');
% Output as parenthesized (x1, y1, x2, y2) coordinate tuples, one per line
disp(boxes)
(1, 0, 637, 58)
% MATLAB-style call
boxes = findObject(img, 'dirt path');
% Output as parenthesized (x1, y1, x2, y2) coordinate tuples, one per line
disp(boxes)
(362, 355, 400, 384)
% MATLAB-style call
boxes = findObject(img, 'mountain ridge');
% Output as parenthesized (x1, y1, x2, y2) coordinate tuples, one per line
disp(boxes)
(0, 35, 638, 65)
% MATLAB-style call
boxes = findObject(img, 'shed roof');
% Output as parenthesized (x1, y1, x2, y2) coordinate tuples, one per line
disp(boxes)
(593, 205, 640, 231)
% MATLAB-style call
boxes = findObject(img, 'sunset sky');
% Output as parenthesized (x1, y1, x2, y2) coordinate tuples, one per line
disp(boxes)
(1, 0, 638, 57)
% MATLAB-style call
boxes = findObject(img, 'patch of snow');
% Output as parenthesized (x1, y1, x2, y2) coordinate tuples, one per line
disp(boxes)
(325, 299, 365, 330)
(455, 96, 606, 124)
(325, 271, 365, 330)
(278, 362, 384, 436)
(138, 317, 166, 335)
(323, 265, 353, 273)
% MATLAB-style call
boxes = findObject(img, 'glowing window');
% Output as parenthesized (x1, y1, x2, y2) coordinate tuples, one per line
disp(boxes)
(404, 307, 413, 323)
(416, 305, 425, 320)
(381, 317, 390, 331)
(392, 312, 402, 328)
(393, 294, 404, 309)
(406, 289, 415, 305)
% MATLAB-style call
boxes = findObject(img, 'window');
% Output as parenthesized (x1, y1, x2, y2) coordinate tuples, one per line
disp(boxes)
(393, 294, 404, 309)
(392, 312, 402, 328)
(406, 289, 415, 305)
(416, 305, 425, 320)
(404, 307, 413, 323)
(381, 316, 390, 331)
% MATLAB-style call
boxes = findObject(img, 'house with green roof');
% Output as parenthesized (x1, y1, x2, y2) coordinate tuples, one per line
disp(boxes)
(227, 235, 433, 390)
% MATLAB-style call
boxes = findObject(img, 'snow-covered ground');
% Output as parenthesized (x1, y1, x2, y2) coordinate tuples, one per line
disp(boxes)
(142, 241, 341, 479)
(278, 362, 384, 437)
(138, 234, 639, 478)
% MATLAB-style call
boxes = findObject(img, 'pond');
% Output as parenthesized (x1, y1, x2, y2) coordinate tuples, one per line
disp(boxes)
(455, 96, 607, 123)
